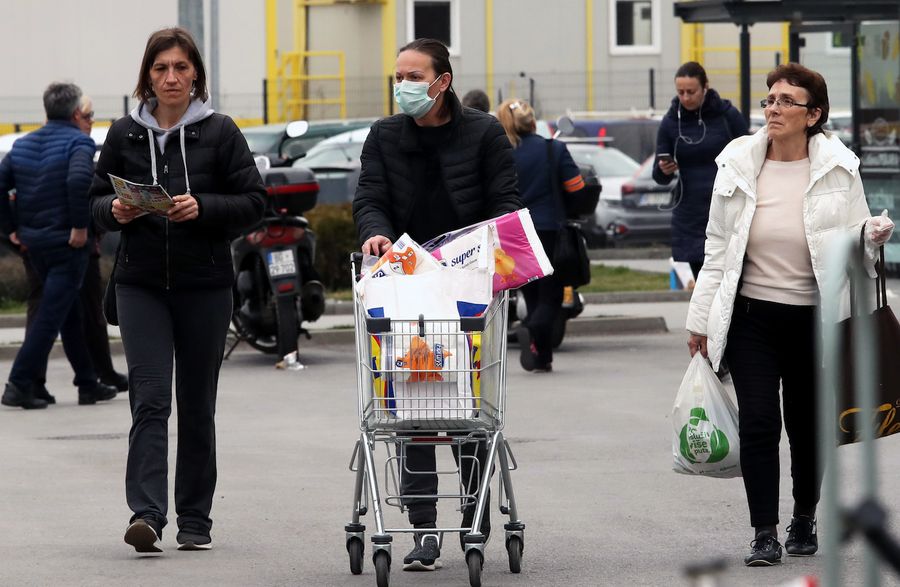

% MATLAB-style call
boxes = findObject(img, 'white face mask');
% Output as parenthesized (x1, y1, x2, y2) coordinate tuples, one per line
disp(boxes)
(393, 76, 443, 118)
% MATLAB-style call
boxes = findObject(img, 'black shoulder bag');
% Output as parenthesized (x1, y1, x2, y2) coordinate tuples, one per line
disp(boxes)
(103, 244, 120, 326)
(546, 139, 591, 288)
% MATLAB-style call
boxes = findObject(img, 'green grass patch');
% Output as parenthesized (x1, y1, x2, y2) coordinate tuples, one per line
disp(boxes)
(579, 263, 669, 293)
(0, 300, 26, 314)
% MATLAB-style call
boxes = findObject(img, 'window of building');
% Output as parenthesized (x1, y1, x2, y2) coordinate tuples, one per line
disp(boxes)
(609, 0, 660, 55)
(406, 0, 460, 56)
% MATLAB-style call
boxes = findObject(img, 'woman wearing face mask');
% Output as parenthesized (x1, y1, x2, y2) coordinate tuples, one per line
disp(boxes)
(653, 62, 749, 278)
(89, 27, 265, 553)
(353, 38, 520, 572)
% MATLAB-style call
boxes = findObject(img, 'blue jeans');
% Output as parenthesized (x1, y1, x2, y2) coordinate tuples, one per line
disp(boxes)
(8, 246, 96, 391)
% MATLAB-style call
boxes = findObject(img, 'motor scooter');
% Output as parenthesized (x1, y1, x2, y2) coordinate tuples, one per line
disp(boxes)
(227, 122, 326, 359)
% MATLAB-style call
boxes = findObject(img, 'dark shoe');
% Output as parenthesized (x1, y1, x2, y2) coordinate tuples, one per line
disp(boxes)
(533, 363, 552, 373)
(402, 534, 441, 571)
(177, 522, 212, 551)
(1, 382, 48, 410)
(785, 516, 818, 557)
(744, 532, 783, 567)
(124, 518, 163, 553)
(460, 496, 492, 551)
(100, 371, 129, 392)
(516, 326, 537, 372)
(78, 381, 118, 405)
(32, 384, 56, 405)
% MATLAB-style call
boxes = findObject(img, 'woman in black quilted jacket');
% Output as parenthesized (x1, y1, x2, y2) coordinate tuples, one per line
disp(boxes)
(89, 27, 265, 554)
(352, 38, 520, 572)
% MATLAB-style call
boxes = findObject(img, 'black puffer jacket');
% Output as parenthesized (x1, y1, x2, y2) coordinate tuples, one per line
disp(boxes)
(90, 111, 265, 290)
(353, 91, 521, 243)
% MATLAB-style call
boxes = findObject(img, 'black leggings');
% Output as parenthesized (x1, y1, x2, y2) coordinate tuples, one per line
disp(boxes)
(724, 295, 820, 528)
(521, 230, 563, 365)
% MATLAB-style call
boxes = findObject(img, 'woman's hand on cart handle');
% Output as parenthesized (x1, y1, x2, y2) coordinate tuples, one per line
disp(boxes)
(362, 235, 392, 256)
(688, 333, 708, 358)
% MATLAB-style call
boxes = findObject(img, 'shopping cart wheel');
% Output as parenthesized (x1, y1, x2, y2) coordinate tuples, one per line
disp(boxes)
(374, 550, 390, 587)
(466, 550, 483, 587)
(347, 537, 364, 575)
(506, 535, 523, 573)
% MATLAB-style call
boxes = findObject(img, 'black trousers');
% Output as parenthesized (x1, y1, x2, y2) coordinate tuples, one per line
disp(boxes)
(23, 249, 117, 383)
(521, 230, 563, 365)
(118, 284, 232, 532)
(400, 435, 489, 527)
(724, 295, 821, 528)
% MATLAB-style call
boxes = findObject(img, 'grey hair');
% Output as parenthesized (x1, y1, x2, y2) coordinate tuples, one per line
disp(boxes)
(43, 82, 83, 121)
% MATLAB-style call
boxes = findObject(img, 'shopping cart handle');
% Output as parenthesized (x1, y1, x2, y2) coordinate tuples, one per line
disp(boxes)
(460, 316, 486, 332)
(350, 252, 364, 265)
(366, 317, 392, 334)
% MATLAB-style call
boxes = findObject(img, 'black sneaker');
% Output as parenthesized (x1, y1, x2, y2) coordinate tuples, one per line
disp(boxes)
(785, 516, 818, 557)
(100, 372, 129, 392)
(1, 382, 48, 410)
(516, 326, 537, 372)
(33, 384, 56, 405)
(177, 523, 212, 551)
(402, 534, 442, 571)
(744, 533, 783, 567)
(124, 518, 163, 553)
(78, 381, 118, 405)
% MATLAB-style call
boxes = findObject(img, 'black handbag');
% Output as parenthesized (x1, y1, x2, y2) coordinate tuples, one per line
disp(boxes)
(554, 222, 591, 287)
(837, 238, 900, 445)
(103, 245, 120, 326)
(546, 139, 591, 287)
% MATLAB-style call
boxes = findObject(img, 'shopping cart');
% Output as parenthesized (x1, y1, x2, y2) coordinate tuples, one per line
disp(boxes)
(344, 254, 525, 587)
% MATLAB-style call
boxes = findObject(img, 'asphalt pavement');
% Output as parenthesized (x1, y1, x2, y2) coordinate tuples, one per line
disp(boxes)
(3, 316, 900, 586)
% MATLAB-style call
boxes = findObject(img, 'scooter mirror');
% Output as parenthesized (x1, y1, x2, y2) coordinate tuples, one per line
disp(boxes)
(555, 116, 575, 137)
(286, 120, 310, 139)
(254, 155, 272, 172)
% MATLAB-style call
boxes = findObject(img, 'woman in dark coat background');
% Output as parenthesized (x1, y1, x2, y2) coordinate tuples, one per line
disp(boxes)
(653, 62, 749, 277)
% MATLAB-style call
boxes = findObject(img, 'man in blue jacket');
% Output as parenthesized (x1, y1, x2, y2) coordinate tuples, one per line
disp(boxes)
(0, 83, 117, 409)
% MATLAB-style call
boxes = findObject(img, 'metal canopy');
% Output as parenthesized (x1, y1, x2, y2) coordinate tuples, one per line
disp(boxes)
(674, 0, 900, 25)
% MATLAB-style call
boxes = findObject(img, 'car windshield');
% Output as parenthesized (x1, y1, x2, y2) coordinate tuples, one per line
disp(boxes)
(300, 143, 364, 168)
(567, 146, 640, 177)
(242, 128, 283, 154)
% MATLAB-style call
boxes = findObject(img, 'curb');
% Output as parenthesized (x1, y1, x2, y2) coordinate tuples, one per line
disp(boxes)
(581, 290, 691, 304)
(0, 314, 667, 360)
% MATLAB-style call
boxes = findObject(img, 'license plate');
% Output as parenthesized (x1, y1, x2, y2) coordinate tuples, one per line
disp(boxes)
(639, 193, 670, 207)
(266, 249, 296, 277)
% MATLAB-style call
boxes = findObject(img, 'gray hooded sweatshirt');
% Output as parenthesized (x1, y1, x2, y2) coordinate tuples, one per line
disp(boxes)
(130, 98, 215, 190)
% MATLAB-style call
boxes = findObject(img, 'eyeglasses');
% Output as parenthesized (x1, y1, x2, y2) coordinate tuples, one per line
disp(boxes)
(81, 110, 95, 121)
(759, 97, 811, 110)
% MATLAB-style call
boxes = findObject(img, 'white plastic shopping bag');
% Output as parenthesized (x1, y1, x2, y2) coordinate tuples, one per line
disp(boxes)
(671, 354, 741, 478)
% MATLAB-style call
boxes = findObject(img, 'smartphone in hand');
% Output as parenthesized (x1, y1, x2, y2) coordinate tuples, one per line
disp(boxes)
(658, 153, 674, 164)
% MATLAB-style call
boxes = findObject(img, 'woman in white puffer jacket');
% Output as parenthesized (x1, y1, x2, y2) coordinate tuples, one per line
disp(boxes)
(685, 63, 894, 568)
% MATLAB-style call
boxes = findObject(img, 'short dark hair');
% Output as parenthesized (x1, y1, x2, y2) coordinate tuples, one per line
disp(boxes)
(43, 82, 82, 121)
(462, 89, 490, 113)
(766, 63, 830, 137)
(133, 27, 208, 103)
(398, 38, 454, 118)
(675, 62, 709, 88)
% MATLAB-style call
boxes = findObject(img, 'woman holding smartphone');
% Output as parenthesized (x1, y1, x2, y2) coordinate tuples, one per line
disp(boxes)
(653, 62, 748, 278)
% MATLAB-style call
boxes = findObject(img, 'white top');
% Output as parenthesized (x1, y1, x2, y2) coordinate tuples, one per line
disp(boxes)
(740, 158, 818, 306)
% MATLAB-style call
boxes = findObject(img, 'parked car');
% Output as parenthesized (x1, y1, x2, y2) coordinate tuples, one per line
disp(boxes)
(242, 118, 375, 167)
(551, 118, 661, 163)
(605, 156, 674, 246)
(562, 141, 641, 247)
(291, 126, 370, 204)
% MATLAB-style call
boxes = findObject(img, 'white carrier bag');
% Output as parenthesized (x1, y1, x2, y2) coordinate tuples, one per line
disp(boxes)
(671, 353, 742, 478)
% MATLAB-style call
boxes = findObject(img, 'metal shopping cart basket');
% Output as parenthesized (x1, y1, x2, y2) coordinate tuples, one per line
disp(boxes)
(344, 254, 524, 587)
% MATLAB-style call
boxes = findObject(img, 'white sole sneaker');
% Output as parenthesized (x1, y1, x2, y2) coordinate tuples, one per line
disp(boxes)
(177, 541, 212, 551)
(402, 559, 442, 571)
(124, 520, 163, 553)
